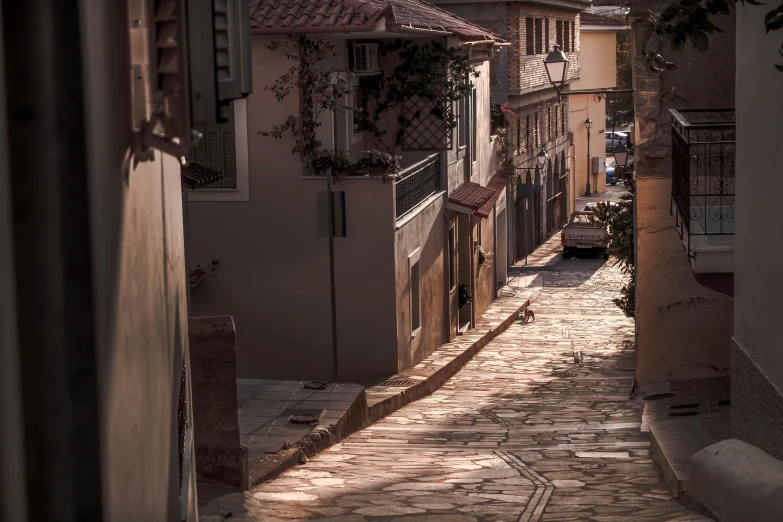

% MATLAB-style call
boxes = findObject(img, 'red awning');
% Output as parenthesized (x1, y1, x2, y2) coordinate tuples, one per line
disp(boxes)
(447, 171, 512, 219)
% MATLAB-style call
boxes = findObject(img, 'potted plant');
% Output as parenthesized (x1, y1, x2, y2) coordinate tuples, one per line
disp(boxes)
(458, 283, 473, 309)
(355, 150, 401, 181)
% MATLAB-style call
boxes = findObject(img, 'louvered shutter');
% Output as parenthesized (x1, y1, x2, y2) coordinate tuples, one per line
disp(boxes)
(219, 103, 236, 188)
(154, 0, 191, 141)
(214, 0, 251, 101)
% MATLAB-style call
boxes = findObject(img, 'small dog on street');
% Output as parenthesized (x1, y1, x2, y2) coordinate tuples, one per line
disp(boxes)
(521, 308, 535, 323)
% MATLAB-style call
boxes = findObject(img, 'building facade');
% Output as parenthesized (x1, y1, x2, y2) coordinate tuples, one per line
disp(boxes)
(568, 12, 627, 198)
(187, 0, 506, 384)
(429, 0, 589, 264)
(0, 1, 251, 520)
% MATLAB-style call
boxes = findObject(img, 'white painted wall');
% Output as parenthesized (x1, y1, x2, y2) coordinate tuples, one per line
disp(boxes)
(734, 3, 783, 390)
(188, 37, 399, 383)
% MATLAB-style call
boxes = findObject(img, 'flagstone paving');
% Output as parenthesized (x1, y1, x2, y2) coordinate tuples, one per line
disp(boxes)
(203, 232, 710, 521)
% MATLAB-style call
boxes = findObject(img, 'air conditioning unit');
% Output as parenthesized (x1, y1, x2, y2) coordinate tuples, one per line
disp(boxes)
(352, 43, 380, 75)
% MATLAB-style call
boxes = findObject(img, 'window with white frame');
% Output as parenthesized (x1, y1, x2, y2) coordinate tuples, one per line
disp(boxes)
(471, 87, 477, 161)
(187, 98, 250, 201)
(448, 225, 457, 290)
(457, 96, 466, 149)
(409, 248, 422, 335)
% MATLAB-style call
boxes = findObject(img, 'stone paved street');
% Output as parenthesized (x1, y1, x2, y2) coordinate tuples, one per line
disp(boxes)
(207, 190, 711, 521)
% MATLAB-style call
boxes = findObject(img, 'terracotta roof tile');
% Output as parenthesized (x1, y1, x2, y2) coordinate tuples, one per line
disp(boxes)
(249, 0, 503, 41)
(476, 170, 512, 218)
(580, 12, 628, 27)
(448, 182, 495, 212)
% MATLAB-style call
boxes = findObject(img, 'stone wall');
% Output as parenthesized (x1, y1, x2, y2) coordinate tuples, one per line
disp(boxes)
(731, 339, 783, 461)
(189, 316, 247, 489)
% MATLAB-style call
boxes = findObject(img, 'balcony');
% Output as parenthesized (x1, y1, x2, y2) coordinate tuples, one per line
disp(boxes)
(670, 109, 735, 277)
(395, 154, 442, 220)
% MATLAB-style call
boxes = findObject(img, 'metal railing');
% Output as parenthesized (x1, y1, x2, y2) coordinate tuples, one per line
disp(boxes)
(395, 154, 442, 219)
(670, 109, 735, 252)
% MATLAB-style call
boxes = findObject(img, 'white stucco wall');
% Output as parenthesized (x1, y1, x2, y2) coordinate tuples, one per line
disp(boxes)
(187, 37, 399, 383)
(734, 3, 783, 390)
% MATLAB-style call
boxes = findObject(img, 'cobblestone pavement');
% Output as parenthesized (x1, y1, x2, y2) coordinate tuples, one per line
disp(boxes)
(212, 191, 709, 521)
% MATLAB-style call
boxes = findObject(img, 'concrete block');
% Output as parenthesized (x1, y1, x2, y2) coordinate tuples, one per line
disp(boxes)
(691, 438, 783, 522)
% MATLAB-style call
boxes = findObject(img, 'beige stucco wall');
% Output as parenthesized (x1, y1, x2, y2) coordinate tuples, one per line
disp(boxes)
(635, 177, 733, 384)
(80, 1, 197, 517)
(188, 36, 399, 383)
(631, 4, 735, 385)
(93, 153, 192, 520)
(734, 3, 783, 391)
(394, 197, 448, 371)
(568, 28, 618, 197)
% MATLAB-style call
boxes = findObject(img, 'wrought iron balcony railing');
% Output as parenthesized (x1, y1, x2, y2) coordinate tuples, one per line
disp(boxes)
(395, 154, 442, 220)
(670, 109, 735, 254)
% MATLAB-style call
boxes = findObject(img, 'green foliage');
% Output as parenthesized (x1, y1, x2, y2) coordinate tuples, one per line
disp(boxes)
(607, 30, 634, 128)
(356, 39, 479, 146)
(638, 0, 783, 72)
(309, 149, 402, 180)
(258, 36, 480, 173)
(593, 194, 636, 318)
(458, 283, 473, 309)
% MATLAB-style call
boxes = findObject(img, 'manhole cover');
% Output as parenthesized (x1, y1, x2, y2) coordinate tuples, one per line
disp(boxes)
(380, 379, 418, 387)
(290, 414, 319, 425)
(304, 381, 328, 390)
(642, 392, 675, 401)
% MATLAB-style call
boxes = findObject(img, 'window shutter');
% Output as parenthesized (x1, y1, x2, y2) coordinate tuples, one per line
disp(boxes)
(526, 18, 534, 55)
(153, 0, 192, 142)
(190, 125, 207, 165)
(545, 19, 550, 53)
(220, 103, 236, 188)
(215, 0, 252, 101)
(556, 20, 563, 48)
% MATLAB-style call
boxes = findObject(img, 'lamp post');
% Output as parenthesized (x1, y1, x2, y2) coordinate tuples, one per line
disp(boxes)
(612, 141, 629, 187)
(584, 118, 592, 196)
(543, 45, 569, 100)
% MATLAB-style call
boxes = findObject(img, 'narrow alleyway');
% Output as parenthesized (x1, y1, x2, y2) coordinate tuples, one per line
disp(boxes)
(213, 190, 709, 521)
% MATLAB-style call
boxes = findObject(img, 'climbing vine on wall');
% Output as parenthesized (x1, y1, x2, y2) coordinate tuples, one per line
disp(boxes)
(258, 35, 480, 176)
(637, 0, 783, 72)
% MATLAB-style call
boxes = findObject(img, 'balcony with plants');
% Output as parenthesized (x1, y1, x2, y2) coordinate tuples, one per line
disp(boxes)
(258, 36, 479, 222)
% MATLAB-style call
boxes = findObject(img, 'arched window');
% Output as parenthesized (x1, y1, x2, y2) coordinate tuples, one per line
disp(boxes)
(554, 156, 560, 193)
(546, 160, 554, 199)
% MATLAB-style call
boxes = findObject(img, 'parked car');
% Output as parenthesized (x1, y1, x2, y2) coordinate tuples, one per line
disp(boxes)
(583, 201, 617, 212)
(561, 212, 609, 259)
(606, 164, 617, 185)
(605, 131, 627, 150)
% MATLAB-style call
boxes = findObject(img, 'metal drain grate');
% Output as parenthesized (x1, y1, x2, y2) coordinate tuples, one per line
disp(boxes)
(670, 403, 699, 410)
(380, 379, 418, 387)
(643, 392, 675, 401)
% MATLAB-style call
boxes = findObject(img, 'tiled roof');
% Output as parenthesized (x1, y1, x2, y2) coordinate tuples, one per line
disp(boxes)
(448, 172, 510, 218)
(250, 0, 374, 30)
(477, 170, 512, 218)
(579, 12, 628, 28)
(249, 0, 503, 42)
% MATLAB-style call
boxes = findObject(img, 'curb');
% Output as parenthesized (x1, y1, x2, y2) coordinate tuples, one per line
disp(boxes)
(246, 293, 536, 487)
(367, 296, 535, 424)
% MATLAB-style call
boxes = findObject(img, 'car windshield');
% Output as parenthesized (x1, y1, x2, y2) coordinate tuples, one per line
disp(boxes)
(571, 214, 600, 225)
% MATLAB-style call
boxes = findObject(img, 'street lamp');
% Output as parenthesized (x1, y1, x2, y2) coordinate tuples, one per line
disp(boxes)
(543, 45, 569, 99)
(584, 118, 592, 196)
(536, 147, 547, 168)
(612, 142, 629, 168)
(514, 147, 548, 171)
